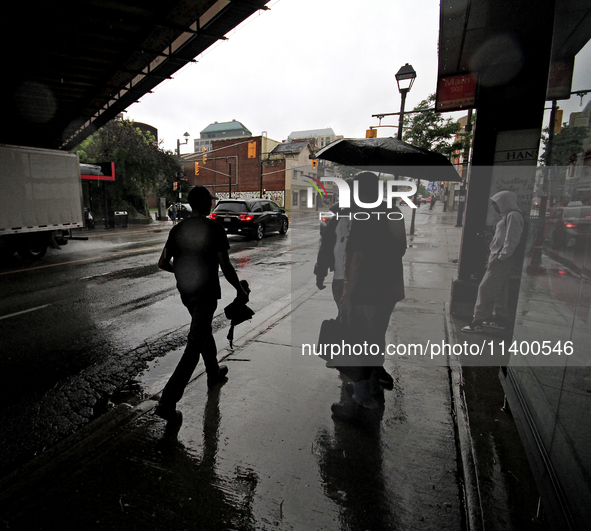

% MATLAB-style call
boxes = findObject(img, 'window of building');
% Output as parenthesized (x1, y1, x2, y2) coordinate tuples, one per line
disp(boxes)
(293, 193, 298, 206)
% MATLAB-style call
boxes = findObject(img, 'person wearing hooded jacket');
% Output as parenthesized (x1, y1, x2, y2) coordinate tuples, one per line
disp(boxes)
(462, 190, 525, 333)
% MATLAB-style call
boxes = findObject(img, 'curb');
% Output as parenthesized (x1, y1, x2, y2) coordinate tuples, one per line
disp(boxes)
(445, 304, 485, 531)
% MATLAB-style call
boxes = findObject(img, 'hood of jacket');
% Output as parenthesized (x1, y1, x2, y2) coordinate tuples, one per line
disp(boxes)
(491, 190, 519, 216)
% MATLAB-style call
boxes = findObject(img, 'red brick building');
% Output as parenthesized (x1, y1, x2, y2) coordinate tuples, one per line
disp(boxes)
(182, 135, 285, 206)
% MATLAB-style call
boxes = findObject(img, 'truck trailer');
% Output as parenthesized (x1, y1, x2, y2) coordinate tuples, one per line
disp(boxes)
(0, 144, 84, 259)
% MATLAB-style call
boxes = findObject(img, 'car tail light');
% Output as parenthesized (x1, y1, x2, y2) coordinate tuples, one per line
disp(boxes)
(565, 222, 576, 228)
(239, 214, 255, 221)
(209, 212, 217, 219)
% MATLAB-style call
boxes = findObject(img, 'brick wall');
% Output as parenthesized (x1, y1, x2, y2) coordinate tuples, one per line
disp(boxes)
(184, 136, 286, 195)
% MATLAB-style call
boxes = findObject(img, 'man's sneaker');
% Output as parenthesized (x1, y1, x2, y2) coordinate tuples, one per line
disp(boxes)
(461, 321, 484, 333)
(376, 366, 394, 390)
(207, 364, 229, 388)
(331, 402, 382, 427)
(482, 321, 506, 331)
(164, 410, 183, 437)
(344, 382, 384, 404)
(154, 402, 179, 421)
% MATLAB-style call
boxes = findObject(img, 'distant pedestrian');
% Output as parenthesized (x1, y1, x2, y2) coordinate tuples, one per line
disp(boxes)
(462, 191, 525, 333)
(314, 198, 350, 311)
(329, 172, 407, 424)
(155, 185, 249, 432)
(429, 197, 437, 210)
(168, 203, 178, 224)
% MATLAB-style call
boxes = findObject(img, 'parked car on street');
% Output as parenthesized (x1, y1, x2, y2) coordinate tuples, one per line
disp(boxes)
(210, 199, 289, 240)
(562, 201, 591, 243)
(176, 203, 192, 219)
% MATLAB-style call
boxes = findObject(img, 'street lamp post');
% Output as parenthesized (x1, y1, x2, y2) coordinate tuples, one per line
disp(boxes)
(175, 132, 190, 201)
(395, 63, 416, 141)
(176, 132, 190, 156)
(395, 63, 418, 234)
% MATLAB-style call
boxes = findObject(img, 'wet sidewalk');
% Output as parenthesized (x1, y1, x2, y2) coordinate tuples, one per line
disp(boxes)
(0, 206, 542, 530)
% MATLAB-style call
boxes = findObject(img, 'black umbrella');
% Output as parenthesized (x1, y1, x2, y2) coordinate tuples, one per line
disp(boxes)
(224, 280, 254, 349)
(315, 137, 461, 182)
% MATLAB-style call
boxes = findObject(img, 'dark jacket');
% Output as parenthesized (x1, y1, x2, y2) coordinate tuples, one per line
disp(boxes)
(314, 214, 339, 280)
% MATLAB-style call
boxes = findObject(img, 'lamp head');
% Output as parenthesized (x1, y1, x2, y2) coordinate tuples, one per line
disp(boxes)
(395, 63, 416, 93)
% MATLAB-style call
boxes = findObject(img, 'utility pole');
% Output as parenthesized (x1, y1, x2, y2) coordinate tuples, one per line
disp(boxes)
(455, 109, 473, 227)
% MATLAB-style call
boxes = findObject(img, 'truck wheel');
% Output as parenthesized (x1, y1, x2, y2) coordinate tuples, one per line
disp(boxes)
(17, 236, 48, 260)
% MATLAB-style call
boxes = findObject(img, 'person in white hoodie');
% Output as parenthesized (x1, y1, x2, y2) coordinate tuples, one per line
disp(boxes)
(462, 190, 525, 333)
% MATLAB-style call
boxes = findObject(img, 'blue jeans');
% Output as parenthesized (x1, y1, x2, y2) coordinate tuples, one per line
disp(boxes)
(160, 296, 219, 407)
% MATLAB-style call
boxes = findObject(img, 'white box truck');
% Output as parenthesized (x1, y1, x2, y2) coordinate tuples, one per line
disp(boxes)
(0, 144, 84, 259)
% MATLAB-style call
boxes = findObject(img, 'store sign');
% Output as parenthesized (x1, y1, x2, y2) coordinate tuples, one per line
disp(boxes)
(546, 58, 574, 101)
(436, 73, 478, 112)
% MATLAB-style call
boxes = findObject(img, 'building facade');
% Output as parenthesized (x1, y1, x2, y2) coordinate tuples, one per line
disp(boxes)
(287, 127, 339, 149)
(183, 134, 284, 205)
(194, 120, 252, 153)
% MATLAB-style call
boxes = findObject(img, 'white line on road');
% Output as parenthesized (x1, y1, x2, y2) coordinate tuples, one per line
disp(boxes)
(0, 304, 50, 321)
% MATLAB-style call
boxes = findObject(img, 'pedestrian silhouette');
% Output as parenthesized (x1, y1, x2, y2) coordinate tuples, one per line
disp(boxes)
(325, 172, 407, 424)
(462, 190, 525, 333)
(155, 185, 249, 431)
(314, 194, 351, 311)
(168, 202, 178, 224)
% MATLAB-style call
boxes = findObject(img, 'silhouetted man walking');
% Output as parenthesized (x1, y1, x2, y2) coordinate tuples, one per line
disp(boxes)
(156, 185, 249, 430)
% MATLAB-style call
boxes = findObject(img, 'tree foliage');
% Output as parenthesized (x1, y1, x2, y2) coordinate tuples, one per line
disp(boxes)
(539, 124, 588, 166)
(402, 94, 463, 157)
(74, 119, 180, 217)
(334, 163, 359, 180)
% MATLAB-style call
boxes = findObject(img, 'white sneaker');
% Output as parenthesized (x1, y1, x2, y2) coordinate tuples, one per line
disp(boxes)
(461, 322, 484, 333)
(482, 321, 506, 330)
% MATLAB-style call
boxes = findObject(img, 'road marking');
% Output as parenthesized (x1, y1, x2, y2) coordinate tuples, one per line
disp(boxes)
(0, 304, 50, 321)
(0, 246, 162, 277)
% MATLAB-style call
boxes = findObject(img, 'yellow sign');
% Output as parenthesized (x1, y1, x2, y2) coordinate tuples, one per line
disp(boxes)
(248, 141, 257, 158)
(366, 129, 377, 138)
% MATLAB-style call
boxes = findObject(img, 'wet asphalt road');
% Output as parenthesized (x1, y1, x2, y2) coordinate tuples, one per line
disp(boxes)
(0, 214, 316, 476)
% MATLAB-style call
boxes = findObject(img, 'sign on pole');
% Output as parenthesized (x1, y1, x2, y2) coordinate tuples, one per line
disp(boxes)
(436, 73, 478, 112)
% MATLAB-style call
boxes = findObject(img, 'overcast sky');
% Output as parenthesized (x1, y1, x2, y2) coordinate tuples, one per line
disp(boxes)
(127, 0, 591, 154)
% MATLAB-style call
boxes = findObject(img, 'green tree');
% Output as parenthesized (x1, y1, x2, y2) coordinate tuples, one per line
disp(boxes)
(540, 124, 588, 166)
(75, 119, 180, 217)
(402, 94, 463, 157)
(334, 163, 359, 180)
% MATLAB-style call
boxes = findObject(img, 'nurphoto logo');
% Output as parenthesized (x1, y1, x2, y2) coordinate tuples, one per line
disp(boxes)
(312, 177, 416, 221)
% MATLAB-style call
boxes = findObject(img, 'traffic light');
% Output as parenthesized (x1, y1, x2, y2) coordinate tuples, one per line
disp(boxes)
(195, 162, 200, 175)
(202, 147, 207, 164)
(173, 182, 178, 191)
(311, 159, 318, 169)
(248, 141, 257, 159)
(554, 109, 563, 135)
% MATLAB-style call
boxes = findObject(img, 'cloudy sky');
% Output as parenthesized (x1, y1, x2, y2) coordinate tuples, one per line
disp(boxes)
(127, 0, 591, 154)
